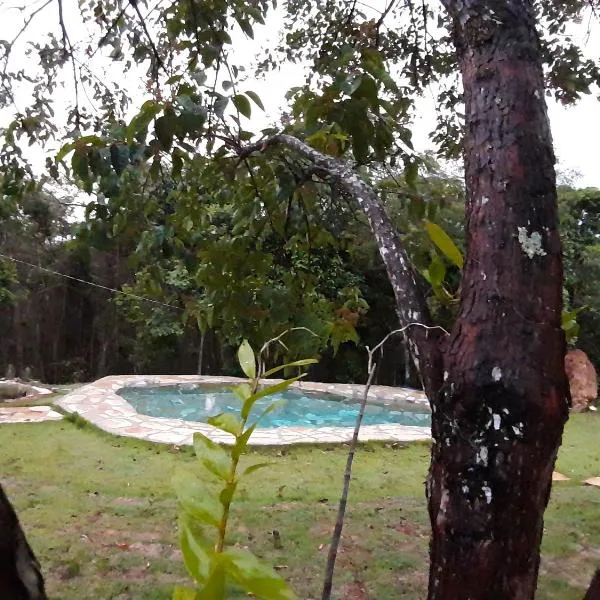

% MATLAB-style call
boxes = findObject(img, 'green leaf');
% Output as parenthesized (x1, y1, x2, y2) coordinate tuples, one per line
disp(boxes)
(218, 481, 237, 507)
(424, 220, 464, 269)
(231, 423, 256, 462)
(213, 94, 229, 118)
(207, 413, 242, 436)
(197, 558, 226, 600)
(172, 586, 198, 600)
(193, 433, 231, 480)
(127, 100, 162, 140)
(263, 358, 318, 378)
(192, 71, 208, 86)
(428, 255, 447, 287)
(236, 17, 254, 38)
(237, 340, 256, 379)
(172, 471, 222, 527)
(179, 514, 211, 583)
(58, 135, 105, 162)
(155, 115, 174, 151)
(172, 148, 184, 179)
(242, 377, 302, 420)
(224, 547, 297, 600)
(71, 148, 89, 180)
(232, 94, 252, 119)
(351, 74, 378, 109)
(109, 144, 129, 175)
(179, 111, 206, 136)
(245, 90, 265, 111)
(242, 462, 272, 477)
(233, 382, 252, 402)
(404, 160, 419, 189)
(56, 141, 76, 162)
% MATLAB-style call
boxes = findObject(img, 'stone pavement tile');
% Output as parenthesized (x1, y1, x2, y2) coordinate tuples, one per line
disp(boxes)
(0, 406, 63, 423)
(145, 432, 191, 444)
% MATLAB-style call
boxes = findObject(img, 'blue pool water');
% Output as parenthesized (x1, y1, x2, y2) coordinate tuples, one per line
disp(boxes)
(118, 384, 431, 428)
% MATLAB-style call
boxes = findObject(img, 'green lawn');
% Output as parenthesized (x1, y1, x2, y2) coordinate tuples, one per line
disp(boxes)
(0, 412, 598, 599)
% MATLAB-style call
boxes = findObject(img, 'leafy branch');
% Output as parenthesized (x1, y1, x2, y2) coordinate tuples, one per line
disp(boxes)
(172, 336, 318, 600)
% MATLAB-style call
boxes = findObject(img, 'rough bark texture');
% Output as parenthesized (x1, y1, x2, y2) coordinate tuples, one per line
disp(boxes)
(427, 2, 570, 599)
(0, 484, 47, 600)
(584, 569, 600, 600)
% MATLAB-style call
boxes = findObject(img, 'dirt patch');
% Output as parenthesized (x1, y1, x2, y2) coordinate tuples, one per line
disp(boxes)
(262, 501, 299, 511)
(391, 519, 425, 538)
(113, 496, 147, 506)
(341, 581, 368, 600)
(540, 551, 600, 589)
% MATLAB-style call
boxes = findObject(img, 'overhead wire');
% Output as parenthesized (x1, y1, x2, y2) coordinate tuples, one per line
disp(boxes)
(0, 251, 183, 310)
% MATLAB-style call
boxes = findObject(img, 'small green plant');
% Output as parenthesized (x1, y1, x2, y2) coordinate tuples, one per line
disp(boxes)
(172, 337, 317, 600)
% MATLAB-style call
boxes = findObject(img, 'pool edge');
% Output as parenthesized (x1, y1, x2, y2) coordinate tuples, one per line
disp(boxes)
(56, 375, 431, 446)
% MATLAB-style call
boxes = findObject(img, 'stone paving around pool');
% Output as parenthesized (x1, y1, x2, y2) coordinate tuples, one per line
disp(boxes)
(57, 376, 431, 446)
(0, 406, 63, 423)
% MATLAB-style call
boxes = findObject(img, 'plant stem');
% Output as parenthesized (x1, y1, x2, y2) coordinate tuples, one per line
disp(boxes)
(321, 366, 377, 600)
(215, 379, 255, 553)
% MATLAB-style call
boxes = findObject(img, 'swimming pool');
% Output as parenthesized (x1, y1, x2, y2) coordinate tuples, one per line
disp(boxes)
(118, 384, 431, 429)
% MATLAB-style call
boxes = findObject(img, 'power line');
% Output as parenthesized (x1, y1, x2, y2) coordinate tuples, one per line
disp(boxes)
(0, 252, 183, 311)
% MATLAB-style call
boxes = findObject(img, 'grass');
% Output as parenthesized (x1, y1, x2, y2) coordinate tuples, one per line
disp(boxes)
(0, 413, 598, 599)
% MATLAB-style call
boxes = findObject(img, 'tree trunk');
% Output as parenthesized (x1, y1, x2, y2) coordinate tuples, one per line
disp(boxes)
(427, 2, 569, 599)
(584, 570, 600, 600)
(0, 484, 47, 600)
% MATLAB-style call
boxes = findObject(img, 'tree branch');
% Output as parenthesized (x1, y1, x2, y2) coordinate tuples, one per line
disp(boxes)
(129, 0, 164, 80)
(236, 134, 444, 398)
(57, 0, 81, 130)
(0, 0, 53, 109)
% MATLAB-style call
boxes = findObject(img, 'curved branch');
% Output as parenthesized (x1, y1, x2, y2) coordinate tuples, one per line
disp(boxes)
(237, 134, 444, 398)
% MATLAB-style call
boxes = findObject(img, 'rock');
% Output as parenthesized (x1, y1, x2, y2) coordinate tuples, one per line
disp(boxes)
(0, 381, 53, 401)
(552, 471, 570, 481)
(584, 477, 600, 488)
(565, 349, 598, 412)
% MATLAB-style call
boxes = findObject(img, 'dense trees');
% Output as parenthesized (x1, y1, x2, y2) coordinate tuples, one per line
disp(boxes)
(1, 0, 600, 598)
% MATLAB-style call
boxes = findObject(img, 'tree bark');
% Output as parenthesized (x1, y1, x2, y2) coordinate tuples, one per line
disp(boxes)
(0, 484, 47, 600)
(427, 2, 569, 598)
(584, 569, 600, 600)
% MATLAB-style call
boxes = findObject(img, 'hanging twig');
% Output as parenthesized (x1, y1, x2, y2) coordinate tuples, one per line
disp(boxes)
(129, 0, 164, 80)
(57, 0, 81, 131)
(0, 0, 53, 108)
(321, 322, 447, 600)
(258, 327, 320, 375)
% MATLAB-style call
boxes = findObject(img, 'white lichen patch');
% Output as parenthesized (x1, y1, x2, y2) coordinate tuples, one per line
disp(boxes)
(492, 366, 502, 382)
(482, 485, 493, 504)
(492, 414, 501, 430)
(517, 227, 547, 259)
(481, 196, 489, 206)
(476, 446, 489, 466)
